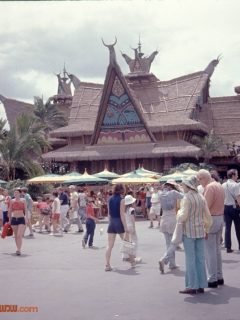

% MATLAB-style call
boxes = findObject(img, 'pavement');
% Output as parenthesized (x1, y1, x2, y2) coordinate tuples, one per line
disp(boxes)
(1, 219, 240, 320)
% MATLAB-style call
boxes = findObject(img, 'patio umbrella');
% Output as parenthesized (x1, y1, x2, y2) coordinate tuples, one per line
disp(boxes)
(61, 171, 82, 181)
(112, 171, 158, 184)
(122, 166, 160, 178)
(63, 169, 109, 186)
(94, 168, 120, 180)
(27, 174, 66, 184)
(182, 167, 199, 176)
(159, 171, 188, 183)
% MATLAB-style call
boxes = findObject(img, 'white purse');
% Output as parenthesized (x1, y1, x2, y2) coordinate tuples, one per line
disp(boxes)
(171, 223, 183, 245)
(120, 240, 136, 255)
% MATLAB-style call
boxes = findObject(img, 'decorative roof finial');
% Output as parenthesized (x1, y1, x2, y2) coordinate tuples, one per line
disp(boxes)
(102, 37, 118, 65)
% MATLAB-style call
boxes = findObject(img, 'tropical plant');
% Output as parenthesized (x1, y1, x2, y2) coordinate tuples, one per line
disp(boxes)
(191, 130, 223, 164)
(0, 113, 49, 180)
(33, 96, 67, 137)
(0, 118, 8, 141)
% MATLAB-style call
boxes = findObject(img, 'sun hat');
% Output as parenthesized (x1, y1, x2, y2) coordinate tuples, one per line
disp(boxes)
(181, 175, 198, 192)
(124, 195, 136, 205)
(164, 179, 181, 191)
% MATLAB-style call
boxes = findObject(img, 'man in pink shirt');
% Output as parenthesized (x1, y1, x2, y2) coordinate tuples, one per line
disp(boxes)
(197, 169, 225, 288)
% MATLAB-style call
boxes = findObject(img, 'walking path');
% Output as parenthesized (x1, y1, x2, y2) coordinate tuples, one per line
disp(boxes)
(1, 220, 240, 320)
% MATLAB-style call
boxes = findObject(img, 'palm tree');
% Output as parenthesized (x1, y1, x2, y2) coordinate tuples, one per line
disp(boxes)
(33, 96, 67, 138)
(0, 118, 8, 141)
(0, 113, 49, 180)
(191, 129, 223, 164)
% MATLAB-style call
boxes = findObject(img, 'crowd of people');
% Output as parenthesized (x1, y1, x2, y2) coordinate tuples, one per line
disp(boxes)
(1, 167, 240, 295)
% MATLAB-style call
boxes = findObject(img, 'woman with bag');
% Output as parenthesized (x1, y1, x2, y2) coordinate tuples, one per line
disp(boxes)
(177, 176, 212, 294)
(9, 189, 27, 256)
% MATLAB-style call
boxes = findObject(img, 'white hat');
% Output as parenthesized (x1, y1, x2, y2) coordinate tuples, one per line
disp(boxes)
(124, 195, 136, 205)
(181, 175, 198, 192)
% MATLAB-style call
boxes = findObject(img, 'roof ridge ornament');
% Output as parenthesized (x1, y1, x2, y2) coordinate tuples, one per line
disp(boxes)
(102, 37, 117, 65)
(122, 41, 158, 74)
(204, 54, 222, 77)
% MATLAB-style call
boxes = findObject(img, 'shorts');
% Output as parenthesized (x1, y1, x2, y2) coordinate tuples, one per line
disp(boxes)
(11, 217, 26, 226)
(52, 213, 60, 220)
(150, 206, 161, 216)
(107, 217, 125, 234)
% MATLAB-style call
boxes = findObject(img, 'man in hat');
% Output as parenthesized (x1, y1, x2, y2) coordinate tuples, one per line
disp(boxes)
(158, 179, 184, 271)
(197, 169, 225, 288)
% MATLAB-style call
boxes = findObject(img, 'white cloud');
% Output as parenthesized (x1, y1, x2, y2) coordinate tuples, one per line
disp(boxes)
(0, 0, 240, 102)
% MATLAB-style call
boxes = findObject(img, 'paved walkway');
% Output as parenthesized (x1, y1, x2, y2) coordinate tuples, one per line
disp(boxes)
(1, 219, 240, 320)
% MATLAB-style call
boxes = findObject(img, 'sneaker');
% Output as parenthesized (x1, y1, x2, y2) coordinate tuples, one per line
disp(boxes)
(158, 260, 164, 274)
(134, 257, 142, 263)
(105, 265, 112, 272)
(82, 239, 86, 249)
(78, 229, 84, 233)
(28, 233, 34, 237)
(169, 265, 180, 270)
(16, 250, 21, 256)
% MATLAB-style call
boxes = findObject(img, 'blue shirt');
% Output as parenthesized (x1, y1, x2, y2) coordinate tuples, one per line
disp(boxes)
(59, 192, 69, 205)
(159, 189, 183, 211)
(109, 194, 122, 218)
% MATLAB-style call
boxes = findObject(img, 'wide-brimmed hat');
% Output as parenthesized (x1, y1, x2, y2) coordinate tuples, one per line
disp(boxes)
(181, 175, 198, 192)
(124, 195, 136, 205)
(164, 179, 181, 191)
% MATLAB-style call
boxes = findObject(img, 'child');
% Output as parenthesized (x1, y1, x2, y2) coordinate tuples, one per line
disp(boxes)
(123, 195, 141, 267)
(82, 200, 98, 248)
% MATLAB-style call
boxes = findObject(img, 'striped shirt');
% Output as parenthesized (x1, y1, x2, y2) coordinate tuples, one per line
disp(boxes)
(177, 190, 212, 238)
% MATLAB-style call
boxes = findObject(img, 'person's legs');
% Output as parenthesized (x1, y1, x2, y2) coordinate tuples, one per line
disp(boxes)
(224, 209, 233, 250)
(105, 233, 116, 269)
(26, 210, 33, 236)
(195, 238, 208, 289)
(88, 220, 96, 247)
(60, 205, 69, 231)
(205, 232, 218, 283)
(16, 224, 26, 252)
(163, 232, 176, 268)
(183, 236, 198, 289)
(233, 213, 240, 249)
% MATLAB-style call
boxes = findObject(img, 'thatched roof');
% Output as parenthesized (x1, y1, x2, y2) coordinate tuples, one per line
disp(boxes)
(0, 94, 33, 129)
(51, 70, 210, 138)
(198, 95, 240, 143)
(42, 139, 200, 162)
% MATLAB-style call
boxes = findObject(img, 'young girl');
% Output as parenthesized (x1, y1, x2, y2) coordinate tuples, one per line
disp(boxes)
(82, 200, 98, 248)
(123, 195, 140, 267)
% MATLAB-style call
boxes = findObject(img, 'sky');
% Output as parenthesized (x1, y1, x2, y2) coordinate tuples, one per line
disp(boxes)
(0, 0, 240, 120)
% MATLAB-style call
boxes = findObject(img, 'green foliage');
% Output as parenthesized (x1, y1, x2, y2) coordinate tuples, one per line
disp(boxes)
(0, 113, 48, 180)
(191, 130, 223, 163)
(33, 96, 67, 136)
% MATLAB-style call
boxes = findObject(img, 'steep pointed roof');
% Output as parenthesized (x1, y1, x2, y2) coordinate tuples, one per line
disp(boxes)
(91, 38, 155, 145)
(0, 95, 33, 129)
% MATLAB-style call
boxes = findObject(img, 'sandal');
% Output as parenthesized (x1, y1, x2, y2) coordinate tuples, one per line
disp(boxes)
(105, 265, 112, 272)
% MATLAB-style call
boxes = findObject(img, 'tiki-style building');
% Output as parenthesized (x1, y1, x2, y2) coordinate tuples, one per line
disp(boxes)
(40, 40, 240, 174)
(1, 40, 240, 175)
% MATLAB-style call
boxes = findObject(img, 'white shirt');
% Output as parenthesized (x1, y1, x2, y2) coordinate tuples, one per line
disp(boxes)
(222, 179, 240, 206)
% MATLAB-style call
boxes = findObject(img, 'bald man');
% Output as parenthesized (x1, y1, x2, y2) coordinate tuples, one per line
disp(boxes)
(197, 169, 225, 288)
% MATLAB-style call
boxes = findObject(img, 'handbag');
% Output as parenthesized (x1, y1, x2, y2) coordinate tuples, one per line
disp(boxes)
(120, 240, 136, 256)
(1, 222, 13, 239)
(171, 222, 183, 245)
